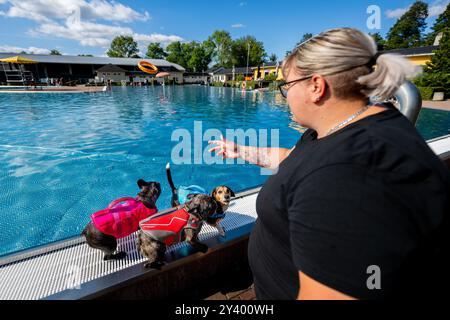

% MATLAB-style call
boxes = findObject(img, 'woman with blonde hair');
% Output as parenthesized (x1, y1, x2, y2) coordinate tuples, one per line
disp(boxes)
(209, 28, 450, 300)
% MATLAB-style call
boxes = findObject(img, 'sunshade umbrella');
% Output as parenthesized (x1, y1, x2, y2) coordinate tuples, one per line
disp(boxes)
(155, 72, 170, 78)
(0, 56, 39, 64)
(0, 56, 39, 85)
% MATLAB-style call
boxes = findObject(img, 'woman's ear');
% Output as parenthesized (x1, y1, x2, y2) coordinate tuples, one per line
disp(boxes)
(310, 75, 327, 103)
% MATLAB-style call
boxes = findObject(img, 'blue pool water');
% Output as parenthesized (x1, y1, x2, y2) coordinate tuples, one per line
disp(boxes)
(0, 86, 449, 257)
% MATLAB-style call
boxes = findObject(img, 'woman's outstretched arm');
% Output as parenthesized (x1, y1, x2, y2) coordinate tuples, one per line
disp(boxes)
(208, 136, 295, 170)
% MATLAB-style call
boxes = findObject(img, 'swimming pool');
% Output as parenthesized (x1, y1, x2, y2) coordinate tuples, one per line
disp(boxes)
(0, 86, 449, 257)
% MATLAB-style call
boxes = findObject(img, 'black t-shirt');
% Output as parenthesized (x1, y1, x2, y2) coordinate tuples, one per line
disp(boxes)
(248, 103, 450, 300)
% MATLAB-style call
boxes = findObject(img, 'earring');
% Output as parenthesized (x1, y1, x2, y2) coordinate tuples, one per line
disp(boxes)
(315, 97, 321, 102)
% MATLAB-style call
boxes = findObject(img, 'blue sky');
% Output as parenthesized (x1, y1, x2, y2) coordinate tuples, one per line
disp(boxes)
(0, 0, 448, 60)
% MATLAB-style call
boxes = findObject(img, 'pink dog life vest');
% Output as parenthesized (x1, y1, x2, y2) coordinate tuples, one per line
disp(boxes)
(91, 197, 158, 238)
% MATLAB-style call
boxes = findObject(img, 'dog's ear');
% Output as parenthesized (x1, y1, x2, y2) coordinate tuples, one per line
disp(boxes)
(225, 186, 235, 197)
(186, 194, 196, 201)
(211, 187, 218, 199)
(184, 201, 198, 216)
(137, 179, 147, 189)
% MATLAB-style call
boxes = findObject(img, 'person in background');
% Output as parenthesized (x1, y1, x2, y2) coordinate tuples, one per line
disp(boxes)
(209, 27, 450, 300)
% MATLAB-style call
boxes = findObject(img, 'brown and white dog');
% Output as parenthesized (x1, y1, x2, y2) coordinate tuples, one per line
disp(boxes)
(165, 162, 235, 236)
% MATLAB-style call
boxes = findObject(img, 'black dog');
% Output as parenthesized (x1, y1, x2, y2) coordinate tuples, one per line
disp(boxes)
(82, 179, 161, 261)
(137, 193, 218, 269)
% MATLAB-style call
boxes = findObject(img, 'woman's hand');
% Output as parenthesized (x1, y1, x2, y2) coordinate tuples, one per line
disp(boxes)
(208, 135, 240, 159)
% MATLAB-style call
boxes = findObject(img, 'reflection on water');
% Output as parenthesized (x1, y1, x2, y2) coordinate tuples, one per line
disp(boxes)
(0, 86, 301, 256)
(0, 87, 448, 257)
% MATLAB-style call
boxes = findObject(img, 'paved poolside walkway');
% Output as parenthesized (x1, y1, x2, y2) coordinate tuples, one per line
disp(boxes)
(423, 100, 450, 111)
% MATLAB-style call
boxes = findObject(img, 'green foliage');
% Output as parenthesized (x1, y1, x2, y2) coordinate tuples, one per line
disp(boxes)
(417, 30, 450, 96)
(244, 80, 259, 90)
(204, 30, 233, 67)
(230, 36, 266, 67)
(269, 53, 277, 63)
(166, 41, 212, 72)
(297, 33, 314, 46)
(385, 1, 429, 49)
(166, 41, 186, 66)
(236, 74, 245, 81)
(50, 49, 62, 55)
(286, 33, 313, 56)
(187, 43, 212, 72)
(146, 43, 167, 59)
(426, 3, 450, 44)
(424, 31, 450, 74)
(264, 73, 277, 81)
(369, 32, 386, 50)
(107, 36, 139, 58)
(268, 81, 281, 91)
(417, 86, 434, 100)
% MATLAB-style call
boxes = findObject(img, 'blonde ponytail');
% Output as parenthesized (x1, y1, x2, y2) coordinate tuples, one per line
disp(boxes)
(283, 28, 420, 101)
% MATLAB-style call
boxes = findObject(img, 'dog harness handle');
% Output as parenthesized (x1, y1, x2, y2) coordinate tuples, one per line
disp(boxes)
(107, 197, 137, 210)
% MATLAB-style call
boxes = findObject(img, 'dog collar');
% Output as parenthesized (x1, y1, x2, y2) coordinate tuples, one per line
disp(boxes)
(209, 213, 226, 219)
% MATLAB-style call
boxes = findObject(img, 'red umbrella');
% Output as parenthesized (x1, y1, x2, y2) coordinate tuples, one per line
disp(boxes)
(156, 72, 170, 78)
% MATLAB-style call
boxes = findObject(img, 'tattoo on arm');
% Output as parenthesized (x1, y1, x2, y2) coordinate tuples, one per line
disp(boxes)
(238, 146, 277, 169)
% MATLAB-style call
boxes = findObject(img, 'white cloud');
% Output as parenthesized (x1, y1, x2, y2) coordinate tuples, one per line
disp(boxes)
(231, 23, 246, 28)
(0, 0, 150, 23)
(30, 13, 183, 48)
(429, 0, 450, 17)
(386, 0, 449, 19)
(386, 6, 410, 19)
(0, 45, 50, 54)
(2, 0, 183, 50)
(239, 2, 247, 7)
(134, 33, 183, 44)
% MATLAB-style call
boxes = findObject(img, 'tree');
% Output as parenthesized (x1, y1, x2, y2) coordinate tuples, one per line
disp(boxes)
(231, 36, 266, 67)
(204, 30, 233, 67)
(385, 1, 429, 49)
(166, 41, 212, 72)
(286, 33, 313, 56)
(107, 35, 139, 58)
(418, 30, 450, 94)
(425, 3, 450, 45)
(50, 49, 62, 55)
(296, 33, 313, 46)
(187, 43, 212, 72)
(146, 42, 167, 59)
(269, 53, 278, 63)
(369, 32, 386, 50)
(166, 41, 187, 67)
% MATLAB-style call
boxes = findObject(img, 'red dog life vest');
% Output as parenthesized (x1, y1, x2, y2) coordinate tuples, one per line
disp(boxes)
(139, 207, 201, 246)
(91, 197, 158, 239)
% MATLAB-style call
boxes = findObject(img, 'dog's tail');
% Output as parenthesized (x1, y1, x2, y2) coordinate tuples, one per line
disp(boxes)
(166, 163, 177, 194)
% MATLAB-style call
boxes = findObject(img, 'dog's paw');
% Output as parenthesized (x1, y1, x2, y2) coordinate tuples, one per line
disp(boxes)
(114, 251, 127, 260)
(103, 254, 113, 261)
(195, 243, 209, 253)
(144, 261, 164, 270)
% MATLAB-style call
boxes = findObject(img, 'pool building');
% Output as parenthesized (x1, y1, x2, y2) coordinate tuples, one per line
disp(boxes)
(0, 53, 186, 85)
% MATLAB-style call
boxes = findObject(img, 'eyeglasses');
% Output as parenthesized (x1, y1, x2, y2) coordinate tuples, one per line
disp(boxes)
(278, 76, 312, 98)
